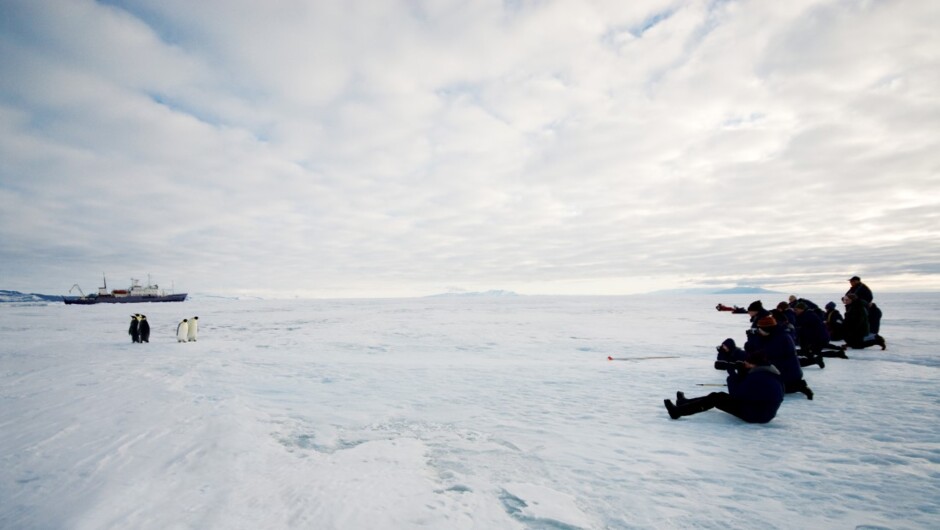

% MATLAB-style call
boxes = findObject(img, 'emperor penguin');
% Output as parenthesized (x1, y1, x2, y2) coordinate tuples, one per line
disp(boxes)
(177, 318, 189, 343)
(129, 314, 140, 343)
(139, 315, 151, 343)
(187, 316, 198, 342)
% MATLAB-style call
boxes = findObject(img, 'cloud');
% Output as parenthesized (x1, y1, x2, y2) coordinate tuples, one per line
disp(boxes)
(1, 0, 938, 297)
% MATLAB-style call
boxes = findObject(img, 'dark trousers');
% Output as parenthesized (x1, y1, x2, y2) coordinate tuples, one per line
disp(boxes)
(798, 343, 823, 365)
(784, 379, 813, 400)
(819, 343, 847, 357)
(846, 337, 880, 349)
(676, 392, 750, 421)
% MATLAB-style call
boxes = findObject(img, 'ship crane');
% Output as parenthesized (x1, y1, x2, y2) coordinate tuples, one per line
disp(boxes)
(69, 284, 86, 297)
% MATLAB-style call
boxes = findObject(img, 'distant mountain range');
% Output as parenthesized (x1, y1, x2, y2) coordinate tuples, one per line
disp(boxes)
(0, 290, 68, 303)
(427, 290, 520, 298)
(646, 286, 782, 295)
(712, 286, 781, 294)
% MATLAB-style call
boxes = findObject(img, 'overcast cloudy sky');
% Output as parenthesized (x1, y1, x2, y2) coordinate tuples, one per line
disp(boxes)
(1, 0, 938, 298)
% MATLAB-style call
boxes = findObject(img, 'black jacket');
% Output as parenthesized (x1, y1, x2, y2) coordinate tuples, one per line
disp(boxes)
(843, 301, 870, 344)
(826, 309, 845, 341)
(847, 283, 874, 305)
(727, 365, 785, 424)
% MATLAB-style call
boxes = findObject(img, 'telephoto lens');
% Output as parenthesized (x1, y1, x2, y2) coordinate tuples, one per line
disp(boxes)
(714, 360, 745, 370)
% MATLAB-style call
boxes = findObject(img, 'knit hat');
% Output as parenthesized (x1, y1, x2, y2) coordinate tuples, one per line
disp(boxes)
(747, 300, 764, 312)
(795, 302, 807, 310)
(757, 315, 777, 328)
(776, 301, 789, 311)
(849, 276, 861, 282)
(825, 301, 836, 311)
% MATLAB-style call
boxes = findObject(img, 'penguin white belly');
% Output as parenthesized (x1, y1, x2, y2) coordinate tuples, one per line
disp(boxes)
(187, 320, 198, 341)
(177, 322, 189, 342)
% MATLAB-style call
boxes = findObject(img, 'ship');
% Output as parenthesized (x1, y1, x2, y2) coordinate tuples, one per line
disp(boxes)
(64, 275, 187, 304)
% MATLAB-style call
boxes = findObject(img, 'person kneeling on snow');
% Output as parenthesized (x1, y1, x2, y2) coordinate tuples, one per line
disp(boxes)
(842, 293, 886, 350)
(745, 314, 814, 399)
(793, 302, 829, 369)
(664, 350, 784, 423)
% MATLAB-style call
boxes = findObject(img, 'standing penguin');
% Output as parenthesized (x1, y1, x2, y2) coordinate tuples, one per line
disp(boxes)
(129, 314, 140, 343)
(187, 316, 199, 342)
(139, 315, 151, 343)
(177, 318, 189, 343)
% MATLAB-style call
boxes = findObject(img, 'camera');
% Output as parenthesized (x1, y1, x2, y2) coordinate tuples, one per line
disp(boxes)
(714, 360, 745, 371)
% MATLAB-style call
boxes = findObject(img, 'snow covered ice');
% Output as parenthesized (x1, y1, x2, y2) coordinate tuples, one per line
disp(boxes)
(2, 293, 939, 529)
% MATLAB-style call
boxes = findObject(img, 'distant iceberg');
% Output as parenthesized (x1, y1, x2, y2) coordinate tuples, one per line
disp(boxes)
(0, 290, 66, 303)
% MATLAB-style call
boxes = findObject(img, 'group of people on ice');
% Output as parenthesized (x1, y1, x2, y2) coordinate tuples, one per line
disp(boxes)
(127, 315, 199, 343)
(665, 276, 887, 424)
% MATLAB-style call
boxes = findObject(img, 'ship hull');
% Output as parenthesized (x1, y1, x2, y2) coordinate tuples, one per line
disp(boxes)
(64, 293, 188, 305)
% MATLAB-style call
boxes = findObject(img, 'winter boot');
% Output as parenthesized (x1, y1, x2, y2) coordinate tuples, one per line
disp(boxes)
(664, 396, 717, 419)
(664, 399, 681, 419)
(676, 391, 687, 405)
(817, 356, 825, 369)
(799, 356, 822, 368)
(799, 381, 814, 400)
(876, 335, 887, 350)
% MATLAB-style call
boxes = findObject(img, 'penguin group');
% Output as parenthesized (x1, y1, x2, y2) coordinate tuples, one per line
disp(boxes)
(177, 316, 199, 343)
(128, 314, 150, 343)
(127, 315, 198, 343)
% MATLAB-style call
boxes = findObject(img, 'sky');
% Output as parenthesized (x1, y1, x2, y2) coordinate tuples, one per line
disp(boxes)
(1, 0, 938, 298)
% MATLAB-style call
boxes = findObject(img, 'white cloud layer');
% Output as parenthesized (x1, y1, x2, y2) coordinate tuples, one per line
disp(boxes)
(2, 0, 938, 297)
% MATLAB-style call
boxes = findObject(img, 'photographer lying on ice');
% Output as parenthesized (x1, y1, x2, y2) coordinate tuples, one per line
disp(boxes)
(665, 349, 784, 423)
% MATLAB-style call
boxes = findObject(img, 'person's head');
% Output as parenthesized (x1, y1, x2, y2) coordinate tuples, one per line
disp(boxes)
(794, 302, 807, 314)
(776, 301, 790, 311)
(756, 315, 777, 335)
(744, 349, 770, 369)
(849, 275, 861, 286)
(747, 300, 764, 316)
(843, 293, 858, 305)
(825, 301, 836, 311)
(719, 338, 736, 352)
(788, 295, 797, 304)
